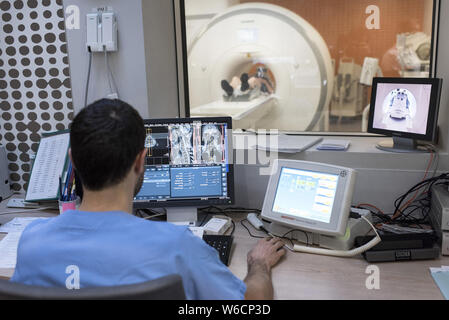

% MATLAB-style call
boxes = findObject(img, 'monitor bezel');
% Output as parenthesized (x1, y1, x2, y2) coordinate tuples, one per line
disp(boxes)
(133, 116, 234, 209)
(261, 160, 357, 237)
(367, 77, 442, 142)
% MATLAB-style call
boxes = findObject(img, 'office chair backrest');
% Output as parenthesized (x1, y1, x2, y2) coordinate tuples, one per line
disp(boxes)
(0, 274, 186, 300)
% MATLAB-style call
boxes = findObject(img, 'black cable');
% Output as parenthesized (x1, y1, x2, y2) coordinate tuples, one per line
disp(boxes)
(84, 47, 93, 108)
(199, 206, 262, 214)
(240, 219, 266, 239)
(392, 173, 449, 220)
(280, 229, 309, 246)
(229, 219, 235, 236)
(198, 213, 209, 227)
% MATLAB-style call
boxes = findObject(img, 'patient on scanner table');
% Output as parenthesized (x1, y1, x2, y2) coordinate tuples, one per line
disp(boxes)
(221, 68, 274, 102)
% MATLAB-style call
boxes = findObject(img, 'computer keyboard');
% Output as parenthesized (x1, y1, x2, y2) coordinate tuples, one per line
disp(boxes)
(203, 234, 233, 266)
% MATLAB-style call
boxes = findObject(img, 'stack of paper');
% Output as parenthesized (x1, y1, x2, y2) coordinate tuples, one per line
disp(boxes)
(188, 226, 204, 239)
(0, 217, 48, 269)
(430, 266, 449, 300)
(254, 135, 323, 154)
(316, 139, 351, 151)
(0, 232, 22, 269)
(0, 217, 46, 233)
(25, 131, 70, 202)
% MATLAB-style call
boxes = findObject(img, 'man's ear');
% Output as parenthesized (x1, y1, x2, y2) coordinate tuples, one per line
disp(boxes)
(135, 148, 147, 173)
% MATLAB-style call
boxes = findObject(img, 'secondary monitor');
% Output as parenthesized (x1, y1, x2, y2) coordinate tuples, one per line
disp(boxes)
(261, 159, 357, 237)
(368, 77, 442, 153)
(133, 117, 234, 224)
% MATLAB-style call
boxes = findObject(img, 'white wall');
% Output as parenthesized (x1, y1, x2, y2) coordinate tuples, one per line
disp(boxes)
(64, 0, 150, 117)
(141, 0, 180, 119)
(436, 0, 449, 152)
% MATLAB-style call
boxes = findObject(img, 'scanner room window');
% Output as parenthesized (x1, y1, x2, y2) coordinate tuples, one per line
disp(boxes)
(180, 0, 437, 133)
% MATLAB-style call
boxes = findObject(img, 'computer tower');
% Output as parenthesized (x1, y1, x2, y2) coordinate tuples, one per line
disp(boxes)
(430, 185, 449, 255)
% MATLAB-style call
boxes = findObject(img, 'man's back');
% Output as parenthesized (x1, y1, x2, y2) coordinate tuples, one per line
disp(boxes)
(11, 210, 246, 300)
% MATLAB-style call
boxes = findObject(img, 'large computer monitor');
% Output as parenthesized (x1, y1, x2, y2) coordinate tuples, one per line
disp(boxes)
(367, 77, 442, 153)
(133, 117, 234, 224)
(261, 160, 356, 237)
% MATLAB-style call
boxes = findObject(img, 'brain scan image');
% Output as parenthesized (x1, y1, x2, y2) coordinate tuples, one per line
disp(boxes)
(382, 88, 417, 131)
(145, 134, 157, 148)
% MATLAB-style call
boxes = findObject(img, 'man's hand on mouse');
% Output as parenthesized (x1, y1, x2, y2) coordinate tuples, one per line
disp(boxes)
(247, 237, 286, 271)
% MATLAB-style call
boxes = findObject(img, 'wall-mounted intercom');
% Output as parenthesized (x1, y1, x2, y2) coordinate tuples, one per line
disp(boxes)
(86, 7, 118, 52)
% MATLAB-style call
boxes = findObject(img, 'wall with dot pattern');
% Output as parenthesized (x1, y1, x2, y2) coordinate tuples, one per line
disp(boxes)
(0, 0, 74, 192)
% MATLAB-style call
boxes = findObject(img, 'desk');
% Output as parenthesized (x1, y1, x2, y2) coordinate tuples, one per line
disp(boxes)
(0, 199, 447, 299)
(229, 213, 448, 299)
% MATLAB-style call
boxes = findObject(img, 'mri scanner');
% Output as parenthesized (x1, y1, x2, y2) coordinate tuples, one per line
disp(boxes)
(187, 3, 334, 131)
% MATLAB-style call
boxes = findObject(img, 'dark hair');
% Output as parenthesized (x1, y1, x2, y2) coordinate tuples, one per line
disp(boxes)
(70, 99, 145, 191)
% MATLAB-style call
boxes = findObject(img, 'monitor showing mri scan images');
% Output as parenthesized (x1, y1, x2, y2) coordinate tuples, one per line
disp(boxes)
(134, 117, 234, 208)
(371, 83, 432, 135)
(143, 121, 228, 166)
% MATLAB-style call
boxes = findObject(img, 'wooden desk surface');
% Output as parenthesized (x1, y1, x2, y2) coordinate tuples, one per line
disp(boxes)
(0, 200, 446, 299)
(228, 214, 448, 300)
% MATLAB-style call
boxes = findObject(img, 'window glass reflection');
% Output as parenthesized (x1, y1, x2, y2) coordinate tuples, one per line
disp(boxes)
(184, 0, 435, 133)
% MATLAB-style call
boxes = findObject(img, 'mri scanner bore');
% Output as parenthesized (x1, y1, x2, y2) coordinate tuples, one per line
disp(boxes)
(187, 2, 334, 132)
(184, 0, 435, 132)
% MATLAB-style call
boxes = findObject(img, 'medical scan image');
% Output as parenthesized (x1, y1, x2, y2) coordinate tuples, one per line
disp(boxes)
(145, 134, 157, 148)
(144, 127, 171, 165)
(201, 124, 225, 164)
(382, 88, 417, 131)
(169, 124, 195, 165)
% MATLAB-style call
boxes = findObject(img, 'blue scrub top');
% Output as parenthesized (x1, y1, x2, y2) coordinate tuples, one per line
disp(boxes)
(11, 210, 246, 300)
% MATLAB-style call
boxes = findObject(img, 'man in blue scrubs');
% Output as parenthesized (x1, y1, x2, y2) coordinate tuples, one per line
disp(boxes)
(11, 99, 285, 300)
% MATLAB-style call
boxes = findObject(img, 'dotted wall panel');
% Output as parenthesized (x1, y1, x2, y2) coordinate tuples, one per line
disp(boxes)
(0, 0, 74, 192)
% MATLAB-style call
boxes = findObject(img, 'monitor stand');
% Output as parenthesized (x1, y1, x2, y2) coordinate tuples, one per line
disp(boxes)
(376, 137, 428, 153)
(166, 207, 198, 226)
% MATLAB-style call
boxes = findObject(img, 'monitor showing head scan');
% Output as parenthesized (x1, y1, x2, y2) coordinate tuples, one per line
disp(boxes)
(261, 160, 356, 236)
(133, 117, 234, 223)
(368, 77, 442, 153)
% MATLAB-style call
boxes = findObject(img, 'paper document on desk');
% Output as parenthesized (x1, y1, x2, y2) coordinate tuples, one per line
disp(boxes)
(0, 232, 21, 268)
(430, 266, 449, 300)
(188, 226, 204, 239)
(0, 217, 46, 233)
(0, 217, 48, 269)
(254, 134, 322, 153)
